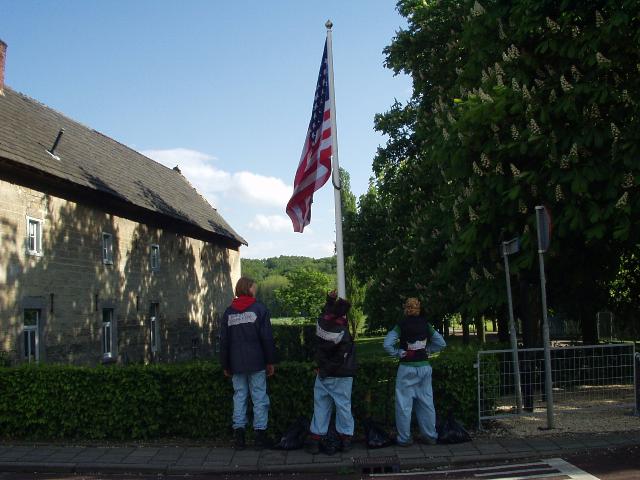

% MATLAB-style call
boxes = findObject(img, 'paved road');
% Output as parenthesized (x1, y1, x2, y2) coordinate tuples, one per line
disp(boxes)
(0, 445, 639, 479)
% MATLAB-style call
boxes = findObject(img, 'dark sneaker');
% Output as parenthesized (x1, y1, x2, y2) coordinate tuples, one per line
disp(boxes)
(340, 435, 353, 453)
(233, 428, 246, 450)
(305, 436, 321, 455)
(419, 435, 437, 445)
(254, 429, 274, 450)
(396, 438, 413, 447)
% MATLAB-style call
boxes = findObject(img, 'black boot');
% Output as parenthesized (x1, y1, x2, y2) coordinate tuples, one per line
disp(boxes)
(233, 428, 246, 450)
(254, 429, 274, 450)
(305, 435, 321, 454)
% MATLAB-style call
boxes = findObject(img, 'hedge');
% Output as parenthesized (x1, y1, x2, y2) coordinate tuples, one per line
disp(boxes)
(0, 346, 486, 440)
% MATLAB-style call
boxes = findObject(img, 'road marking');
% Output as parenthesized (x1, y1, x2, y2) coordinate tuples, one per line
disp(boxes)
(371, 458, 600, 479)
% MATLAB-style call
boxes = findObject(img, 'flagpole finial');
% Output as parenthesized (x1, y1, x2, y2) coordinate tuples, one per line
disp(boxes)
(325, 19, 333, 30)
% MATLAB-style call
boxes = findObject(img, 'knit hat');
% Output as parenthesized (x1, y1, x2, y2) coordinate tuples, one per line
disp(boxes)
(404, 297, 421, 316)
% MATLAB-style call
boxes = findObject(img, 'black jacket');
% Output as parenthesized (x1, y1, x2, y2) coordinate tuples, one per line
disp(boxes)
(314, 313, 357, 378)
(219, 298, 276, 374)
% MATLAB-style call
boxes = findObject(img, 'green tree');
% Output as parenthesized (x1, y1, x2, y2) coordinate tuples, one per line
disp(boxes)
(275, 269, 334, 320)
(257, 274, 289, 317)
(356, 0, 640, 343)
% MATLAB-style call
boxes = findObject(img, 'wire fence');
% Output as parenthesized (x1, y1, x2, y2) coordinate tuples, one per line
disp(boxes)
(477, 343, 637, 426)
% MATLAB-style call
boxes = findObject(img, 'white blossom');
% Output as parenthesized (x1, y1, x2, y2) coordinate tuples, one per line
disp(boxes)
(622, 172, 634, 189)
(572, 25, 580, 38)
(468, 206, 479, 221)
(545, 17, 560, 33)
(496, 75, 504, 87)
(481, 69, 490, 83)
(510, 163, 521, 177)
(549, 89, 557, 103)
(529, 118, 541, 135)
(481, 152, 490, 168)
(442, 128, 449, 141)
(471, 1, 486, 16)
(555, 184, 564, 201)
(495, 162, 504, 175)
(596, 52, 611, 66)
(569, 143, 579, 159)
(470, 267, 480, 281)
(478, 88, 494, 103)
(511, 77, 521, 92)
(522, 84, 531, 100)
(611, 122, 620, 142)
(616, 191, 628, 208)
(473, 161, 483, 176)
(483, 267, 494, 280)
(491, 123, 500, 133)
(511, 124, 520, 141)
(494, 62, 505, 76)
(498, 19, 506, 40)
(560, 75, 573, 92)
(595, 10, 604, 28)
(571, 65, 582, 82)
(560, 155, 570, 169)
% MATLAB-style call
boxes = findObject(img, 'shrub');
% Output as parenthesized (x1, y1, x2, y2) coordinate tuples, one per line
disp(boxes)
(271, 324, 315, 362)
(0, 350, 484, 440)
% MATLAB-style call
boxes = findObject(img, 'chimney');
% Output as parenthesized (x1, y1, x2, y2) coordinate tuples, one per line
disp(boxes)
(0, 39, 6, 95)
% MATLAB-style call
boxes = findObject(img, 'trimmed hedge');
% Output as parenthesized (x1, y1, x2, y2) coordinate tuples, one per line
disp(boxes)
(0, 347, 486, 440)
(271, 324, 316, 362)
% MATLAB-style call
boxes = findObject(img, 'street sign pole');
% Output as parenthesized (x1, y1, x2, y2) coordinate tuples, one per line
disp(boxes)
(535, 205, 554, 429)
(503, 239, 523, 414)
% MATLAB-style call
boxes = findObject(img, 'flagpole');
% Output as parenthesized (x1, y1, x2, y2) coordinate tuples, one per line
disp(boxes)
(325, 19, 346, 299)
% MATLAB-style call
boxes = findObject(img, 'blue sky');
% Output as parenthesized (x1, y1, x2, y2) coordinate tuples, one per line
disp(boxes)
(1, 0, 410, 258)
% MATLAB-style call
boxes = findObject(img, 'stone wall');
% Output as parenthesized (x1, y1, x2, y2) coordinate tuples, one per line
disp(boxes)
(0, 178, 241, 365)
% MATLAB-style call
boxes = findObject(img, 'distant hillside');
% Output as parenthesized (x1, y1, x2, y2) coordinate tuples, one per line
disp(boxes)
(241, 255, 336, 281)
(240, 256, 337, 317)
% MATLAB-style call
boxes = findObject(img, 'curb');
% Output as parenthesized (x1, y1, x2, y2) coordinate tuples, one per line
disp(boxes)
(1, 439, 639, 475)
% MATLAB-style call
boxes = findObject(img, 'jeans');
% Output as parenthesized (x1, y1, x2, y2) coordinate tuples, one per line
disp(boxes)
(310, 375, 354, 436)
(232, 370, 270, 430)
(395, 364, 436, 444)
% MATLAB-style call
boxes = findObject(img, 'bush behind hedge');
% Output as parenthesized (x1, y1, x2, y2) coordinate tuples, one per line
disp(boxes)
(0, 348, 486, 440)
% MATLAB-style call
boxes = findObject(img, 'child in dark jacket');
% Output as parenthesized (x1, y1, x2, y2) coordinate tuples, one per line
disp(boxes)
(306, 291, 357, 454)
(220, 277, 276, 450)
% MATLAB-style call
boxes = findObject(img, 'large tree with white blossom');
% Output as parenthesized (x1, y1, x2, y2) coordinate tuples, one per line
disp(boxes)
(354, 0, 640, 344)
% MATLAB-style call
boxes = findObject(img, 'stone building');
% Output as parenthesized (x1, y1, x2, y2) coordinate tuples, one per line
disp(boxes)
(0, 40, 246, 365)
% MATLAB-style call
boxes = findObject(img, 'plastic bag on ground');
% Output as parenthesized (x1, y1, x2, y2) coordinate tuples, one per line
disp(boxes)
(273, 416, 308, 450)
(437, 412, 471, 444)
(363, 418, 394, 449)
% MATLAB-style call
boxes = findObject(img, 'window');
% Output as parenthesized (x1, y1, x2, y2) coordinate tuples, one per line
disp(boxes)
(102, 233, 113, 264)
(102, 308, 113, 358)
(150, 303, 159, 353)
(26, 217, 43, 256)
(23, 309, 40, 363)
(150, 244, 160, 271)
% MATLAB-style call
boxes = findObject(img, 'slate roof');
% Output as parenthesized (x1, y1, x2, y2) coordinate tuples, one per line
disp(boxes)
(0, 86, 246, 246)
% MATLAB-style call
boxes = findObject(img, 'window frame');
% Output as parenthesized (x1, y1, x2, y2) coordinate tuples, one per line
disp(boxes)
(102, 308, 114, 359)
(150, 244, 160, 271)
(150, 302, 160, 354)
(25, 216, 43, 256)
(102, 232, 114, 265)
(23, 308, 40, 363)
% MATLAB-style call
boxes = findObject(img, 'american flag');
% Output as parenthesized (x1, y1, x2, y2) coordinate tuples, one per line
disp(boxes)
(286, 40, 333, 232)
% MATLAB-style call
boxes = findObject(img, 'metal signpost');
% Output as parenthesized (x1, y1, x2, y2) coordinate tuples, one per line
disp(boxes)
(502, 237, 523, 414)
(535, 205, 554, 429)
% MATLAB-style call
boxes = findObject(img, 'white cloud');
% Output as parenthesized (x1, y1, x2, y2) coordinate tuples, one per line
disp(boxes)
(141, 148, 291, 208)
(248, 214, 292, 232)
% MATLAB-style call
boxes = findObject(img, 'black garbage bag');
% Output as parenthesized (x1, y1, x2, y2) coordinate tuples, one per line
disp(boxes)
(321, 426, 342, 455)
(363, 418, 394, 449)
(437, 412, 471, 444)
(273, 416, 309, 450)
